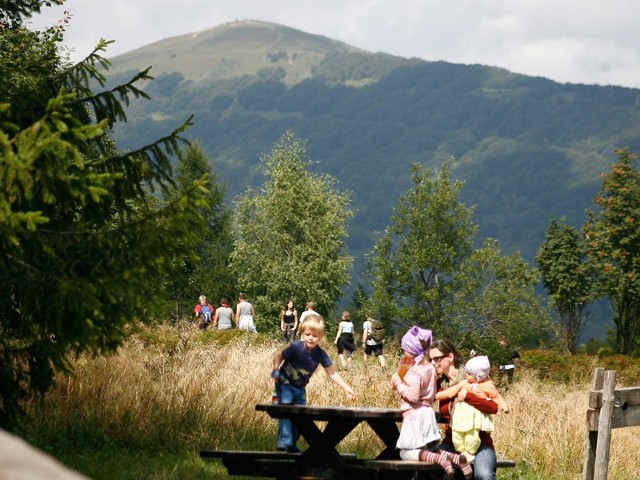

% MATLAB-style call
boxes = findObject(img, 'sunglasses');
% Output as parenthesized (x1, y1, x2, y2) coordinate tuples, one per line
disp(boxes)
(430, 355, 447, 364)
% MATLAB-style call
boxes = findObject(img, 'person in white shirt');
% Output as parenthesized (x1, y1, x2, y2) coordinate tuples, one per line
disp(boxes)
(296, 301, 317, 336)
(362, 317, 387, 370)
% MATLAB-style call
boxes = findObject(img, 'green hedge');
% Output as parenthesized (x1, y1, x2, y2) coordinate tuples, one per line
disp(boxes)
(520, 349, 640, 386)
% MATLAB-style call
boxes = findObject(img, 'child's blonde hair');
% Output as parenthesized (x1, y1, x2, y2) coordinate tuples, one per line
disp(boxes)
(299, 314, 325, 336)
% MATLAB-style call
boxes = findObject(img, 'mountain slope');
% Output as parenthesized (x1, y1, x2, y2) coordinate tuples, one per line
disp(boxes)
(106, 21, 640, 325)
(110, 19, 367, 85)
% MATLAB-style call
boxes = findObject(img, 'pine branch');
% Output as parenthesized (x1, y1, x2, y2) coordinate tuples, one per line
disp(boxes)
(58, 39, 153, 127)
(105, 115, 194, 191)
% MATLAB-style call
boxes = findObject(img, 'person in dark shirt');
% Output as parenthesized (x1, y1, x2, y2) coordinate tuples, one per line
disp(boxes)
(280, 300, 298, 343)
(271, 314, 355, 452)
(497, 338, 520, 384)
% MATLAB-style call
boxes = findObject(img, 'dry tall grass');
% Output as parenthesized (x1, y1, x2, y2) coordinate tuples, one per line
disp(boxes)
(28, 323, 639, 479)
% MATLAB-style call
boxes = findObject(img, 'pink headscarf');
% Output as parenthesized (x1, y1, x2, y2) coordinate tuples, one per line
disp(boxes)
(400, 326, 433, 363)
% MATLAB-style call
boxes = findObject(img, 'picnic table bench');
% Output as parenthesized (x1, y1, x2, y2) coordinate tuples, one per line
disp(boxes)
(200, 403, 515, 479)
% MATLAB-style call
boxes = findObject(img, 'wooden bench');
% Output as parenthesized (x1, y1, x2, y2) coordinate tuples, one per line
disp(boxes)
(200, 449, 515, 479)
(201, 405, 516, 479)
(200, 450, 357, 479)
(200, 450, 357, 461)
(358, 458, 517, 472)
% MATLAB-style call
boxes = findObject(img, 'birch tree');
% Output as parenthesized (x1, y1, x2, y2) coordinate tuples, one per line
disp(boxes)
(230, 132, 353, 325)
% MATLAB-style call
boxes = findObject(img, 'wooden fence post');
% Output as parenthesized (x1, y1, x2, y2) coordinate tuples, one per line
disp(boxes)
(582, 368, 603, 480)
(583, 368, 640, 480)
(593, 370, 616, 480)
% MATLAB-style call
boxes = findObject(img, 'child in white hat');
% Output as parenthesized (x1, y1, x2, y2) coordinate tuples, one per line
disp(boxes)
(435, 355, 509, 463)
(392, 327, 473, 479)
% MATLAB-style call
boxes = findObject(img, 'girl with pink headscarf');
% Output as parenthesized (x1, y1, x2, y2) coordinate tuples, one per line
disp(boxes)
(391, 326, 473, 479)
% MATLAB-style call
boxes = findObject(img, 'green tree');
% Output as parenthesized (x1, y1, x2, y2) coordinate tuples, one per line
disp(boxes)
(0, 3, 208, 428)
(160, 142, 235, 321)
(229, 131, 353, 326)
(453, 239, 551, 349)
(583, 148, 640, 354)
(536, 217, 593, 353)
(366, 161, 476, 332)
(349, 283, 369, 322)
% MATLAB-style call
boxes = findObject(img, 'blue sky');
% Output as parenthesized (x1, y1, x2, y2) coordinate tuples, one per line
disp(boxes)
(30, 0, 640, 88)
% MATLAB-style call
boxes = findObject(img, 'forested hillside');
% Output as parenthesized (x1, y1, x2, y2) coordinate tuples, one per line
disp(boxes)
(107, 20, 640, 292)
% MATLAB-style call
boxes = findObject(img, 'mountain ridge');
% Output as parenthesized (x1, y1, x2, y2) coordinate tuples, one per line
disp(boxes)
(106, 21, 640, 343)
(110, 19, 370, 85)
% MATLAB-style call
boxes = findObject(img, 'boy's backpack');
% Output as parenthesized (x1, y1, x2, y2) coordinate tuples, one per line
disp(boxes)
(369, 320, 386, 343)
(199, 304, 212, 323)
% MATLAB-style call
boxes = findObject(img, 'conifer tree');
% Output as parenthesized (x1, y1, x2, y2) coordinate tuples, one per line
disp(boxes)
(162, 142, 235, 320)
(0, 1, 208, 428)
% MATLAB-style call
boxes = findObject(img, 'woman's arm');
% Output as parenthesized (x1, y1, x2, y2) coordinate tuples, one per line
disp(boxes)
(463, 390, 499, 414)
(335, 322, 343, 343)
(436, 380, 466, 401)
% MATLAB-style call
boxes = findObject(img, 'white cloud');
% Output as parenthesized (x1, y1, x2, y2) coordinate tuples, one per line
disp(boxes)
(28, 0, 640, 88)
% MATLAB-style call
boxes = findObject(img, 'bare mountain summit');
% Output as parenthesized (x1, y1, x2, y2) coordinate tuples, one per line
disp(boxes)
(109, 19, 365, 84)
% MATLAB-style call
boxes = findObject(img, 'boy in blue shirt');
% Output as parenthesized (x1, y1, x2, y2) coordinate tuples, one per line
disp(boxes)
(272, 314, 356, 452)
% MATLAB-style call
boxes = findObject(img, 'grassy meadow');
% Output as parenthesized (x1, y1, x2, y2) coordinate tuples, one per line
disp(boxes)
(18, 321, 640, 479)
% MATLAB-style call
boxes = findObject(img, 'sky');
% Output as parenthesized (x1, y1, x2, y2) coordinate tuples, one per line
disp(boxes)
(30, 0, 640, 89)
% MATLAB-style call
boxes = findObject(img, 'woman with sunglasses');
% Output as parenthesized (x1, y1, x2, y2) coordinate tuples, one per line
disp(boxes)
(392, 327, 472, 479)
(429, 339, 499, 480)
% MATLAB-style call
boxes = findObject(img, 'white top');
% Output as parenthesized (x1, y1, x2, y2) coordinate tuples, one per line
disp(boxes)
(298, 309, 317, 327)
(362, 319, 377, 346)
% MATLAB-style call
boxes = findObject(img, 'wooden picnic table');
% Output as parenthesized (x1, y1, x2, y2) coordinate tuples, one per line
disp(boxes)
(200, 403, 515, 479)
(256, 403, 404, 463)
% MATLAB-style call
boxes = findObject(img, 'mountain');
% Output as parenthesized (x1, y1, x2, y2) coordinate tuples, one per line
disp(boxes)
(109, 19, 367, 84)
(106, 21, 640, 337)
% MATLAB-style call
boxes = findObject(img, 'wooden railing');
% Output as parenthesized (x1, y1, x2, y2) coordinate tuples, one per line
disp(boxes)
(582, 367, 640, 480)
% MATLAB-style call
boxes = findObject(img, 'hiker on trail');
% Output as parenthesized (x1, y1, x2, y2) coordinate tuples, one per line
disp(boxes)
(497, 338, 520, 384)
(362, 316, 387, 371)
(213, 297, 234, 330)
(194, 295, 214, 329)
(296, 302, 318, 336)
(236, 293, 257, 332)
(280, 300, 298, 343)
(334, 311, 357, 369)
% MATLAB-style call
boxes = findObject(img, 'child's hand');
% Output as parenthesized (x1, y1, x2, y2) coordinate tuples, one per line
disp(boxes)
(457, 389, 467, 401)
(435, 392, 444, 401)
(391, 373, 401, 390)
